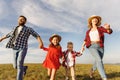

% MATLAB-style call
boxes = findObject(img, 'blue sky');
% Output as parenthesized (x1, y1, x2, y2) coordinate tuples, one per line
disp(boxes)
(0, 0, 120, 64)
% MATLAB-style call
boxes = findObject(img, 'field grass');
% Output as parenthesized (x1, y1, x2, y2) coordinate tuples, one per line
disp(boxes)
(0, 64, 120, 80)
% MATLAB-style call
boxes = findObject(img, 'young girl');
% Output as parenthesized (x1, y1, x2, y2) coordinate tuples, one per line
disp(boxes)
(62, 42, 82, 80)
(42, 34, 63, 80)
(81, 15, 113, 80)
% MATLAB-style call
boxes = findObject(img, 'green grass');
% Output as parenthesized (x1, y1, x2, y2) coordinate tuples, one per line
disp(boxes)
(0, 64, 120, 80)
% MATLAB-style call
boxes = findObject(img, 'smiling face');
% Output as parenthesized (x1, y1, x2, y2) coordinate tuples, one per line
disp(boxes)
(91, 18, 99, 25)
(51, 37, 59, 46)
(67, 44, 73, 51)
(67, 42, 73, 51)
(88, 16, 101, 28)
(18, 16, 26, 26)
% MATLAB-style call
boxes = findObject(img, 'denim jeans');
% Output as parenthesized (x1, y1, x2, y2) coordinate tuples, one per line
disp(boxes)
(88, 43, 107, 78)
(13, 48, 28, 80)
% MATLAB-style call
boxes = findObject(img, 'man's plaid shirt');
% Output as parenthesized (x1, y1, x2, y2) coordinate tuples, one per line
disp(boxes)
(6, 25, 40, 49)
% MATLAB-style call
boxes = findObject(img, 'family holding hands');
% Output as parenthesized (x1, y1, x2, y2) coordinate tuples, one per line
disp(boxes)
(0, 15, 112, 80)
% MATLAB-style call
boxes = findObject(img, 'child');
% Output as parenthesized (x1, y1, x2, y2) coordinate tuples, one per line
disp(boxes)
(62, 42, 82, 80)
(42, 34, 63, 80)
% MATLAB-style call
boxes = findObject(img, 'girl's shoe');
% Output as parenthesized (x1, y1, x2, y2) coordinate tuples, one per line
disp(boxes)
(89, 69, 94, 78)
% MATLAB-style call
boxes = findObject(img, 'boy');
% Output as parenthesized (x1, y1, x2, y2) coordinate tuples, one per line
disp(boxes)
(62, 42, 82, 80)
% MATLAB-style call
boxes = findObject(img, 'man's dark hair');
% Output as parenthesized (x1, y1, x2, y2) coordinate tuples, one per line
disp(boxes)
(19, 15, 27, 21)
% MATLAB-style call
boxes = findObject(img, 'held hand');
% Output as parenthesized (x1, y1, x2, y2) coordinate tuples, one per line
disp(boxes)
(80, 47, 85, 53)
(61, 56, 65, 62)
(39, 43, 43, 49)
(103, 23, 110, 30)
(37, 36, 44, 49)
(0, 38, 3, 42)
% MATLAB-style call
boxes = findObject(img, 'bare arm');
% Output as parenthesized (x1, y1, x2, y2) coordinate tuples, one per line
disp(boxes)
(37, 36, 44, 49)
(80, 41, 86, 53)
(0, 29, 15, 42)
(75, 52, 82, 56)
(0, 36, 7, 42)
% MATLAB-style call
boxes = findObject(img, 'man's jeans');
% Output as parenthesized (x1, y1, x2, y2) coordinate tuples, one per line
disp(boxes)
(88, 43, 107, 78)
(13, 48, 27, 80)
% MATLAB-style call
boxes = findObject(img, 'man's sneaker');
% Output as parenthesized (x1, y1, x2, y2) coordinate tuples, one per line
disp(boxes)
(23, 66, 28, 76)
(47, 76, 50, 79)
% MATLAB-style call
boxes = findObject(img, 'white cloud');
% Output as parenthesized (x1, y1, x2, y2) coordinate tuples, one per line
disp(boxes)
(0, 48, 13, 64)
(11, 0, 120, 32)
(42, 0, 73, 11)
(25, 48, 46, 63)
(104, 54, 120, 64)
(0, 47, 46, 64)
(0, 0, 120, 64)
(0, 27, 12, 35)
(28, 37, 39, 45)
(11, 0, 85, 32)
(0, 0, 9, 20)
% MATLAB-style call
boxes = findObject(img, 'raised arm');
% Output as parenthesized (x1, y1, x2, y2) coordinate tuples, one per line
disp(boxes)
(103, 24, 113, 34)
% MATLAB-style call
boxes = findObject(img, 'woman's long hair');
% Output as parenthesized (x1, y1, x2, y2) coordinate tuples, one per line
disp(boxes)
(88, 18, 101, 28)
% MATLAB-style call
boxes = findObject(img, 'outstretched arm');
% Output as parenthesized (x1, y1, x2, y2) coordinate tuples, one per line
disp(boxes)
(80, 41, 86, 53)
(0, 30, 14, 42)
(75, 51, 82, 57)
(37, 36, 43, 49)
(0, 36, 7, 42)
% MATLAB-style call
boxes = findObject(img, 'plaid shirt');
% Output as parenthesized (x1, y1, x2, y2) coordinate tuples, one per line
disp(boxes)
(62, 50, 82, 67)
(6, 25, 40, 49)
(84, 26, 113, 48)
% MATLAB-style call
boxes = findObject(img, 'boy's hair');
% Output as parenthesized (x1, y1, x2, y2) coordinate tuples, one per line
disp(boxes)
(67, 42, 73, 46)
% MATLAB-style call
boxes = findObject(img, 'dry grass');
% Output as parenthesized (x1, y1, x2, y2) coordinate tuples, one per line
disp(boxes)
(0, 64, 120, 80)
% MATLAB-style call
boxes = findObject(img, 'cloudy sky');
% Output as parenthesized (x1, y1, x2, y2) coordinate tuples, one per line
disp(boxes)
(0, 0, 120, 64)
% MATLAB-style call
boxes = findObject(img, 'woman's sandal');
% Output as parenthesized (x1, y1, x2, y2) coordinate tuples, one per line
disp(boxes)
(89, 69, 94, 78)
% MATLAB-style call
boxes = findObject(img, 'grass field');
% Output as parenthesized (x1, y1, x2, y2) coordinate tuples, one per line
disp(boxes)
(0, 64, 120, 80)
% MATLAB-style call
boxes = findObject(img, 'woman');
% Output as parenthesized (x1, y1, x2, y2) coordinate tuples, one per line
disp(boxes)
(81, 15, 112, 80)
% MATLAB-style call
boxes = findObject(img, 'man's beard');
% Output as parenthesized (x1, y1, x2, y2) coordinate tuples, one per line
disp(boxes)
(19, 22, 25, 26)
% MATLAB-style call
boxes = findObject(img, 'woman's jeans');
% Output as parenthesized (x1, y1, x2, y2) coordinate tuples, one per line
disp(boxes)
(88, 43, 107, 78)
(13, 48, 28, 80)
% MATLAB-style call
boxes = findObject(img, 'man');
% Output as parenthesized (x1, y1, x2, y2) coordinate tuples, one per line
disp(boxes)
(0, 15, 43, 80)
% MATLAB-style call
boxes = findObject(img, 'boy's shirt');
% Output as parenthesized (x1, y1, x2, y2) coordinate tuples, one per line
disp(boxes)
(62, 50, 82, 67)
(6, 26, 40, 49)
